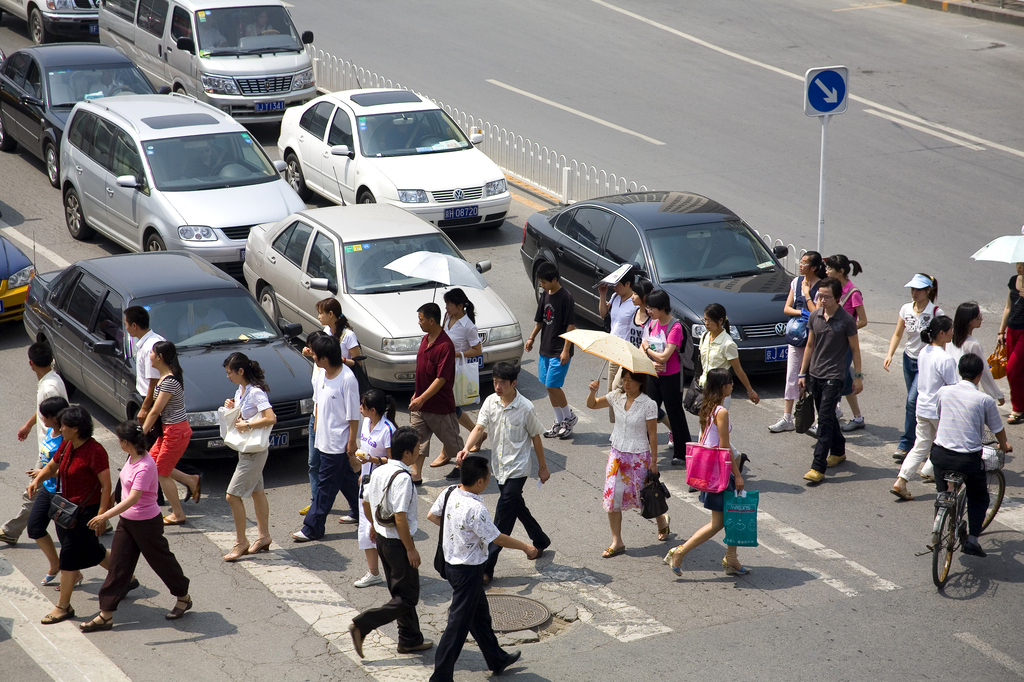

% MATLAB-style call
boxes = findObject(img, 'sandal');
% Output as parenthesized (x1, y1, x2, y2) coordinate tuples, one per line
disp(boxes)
(163, 516, 185, 526)
(55, 573, 84, 592)
(80, 614, 113, 632)
(1009, 413, 1024, 424)
(41, 572, 58, 586)
(891, 487, 914, 501)
(223, 542, 249, 562)
(602, 545, 626, 558)
(41, 604, 75, 624)
(657, 515, 671, 542)
(183, 474, 202, 504)
(248, 537, 272, 554)
(165, 597, 192, 620)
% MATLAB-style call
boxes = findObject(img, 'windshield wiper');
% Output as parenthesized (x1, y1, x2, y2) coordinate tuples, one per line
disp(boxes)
(51, 102, 78, 108)
(660, 276, 709, 283)
(204, 48, 247, 56)
(720, 268, 773, 279)
(245, 46, 301, 55)
(196, 338, 260, 348)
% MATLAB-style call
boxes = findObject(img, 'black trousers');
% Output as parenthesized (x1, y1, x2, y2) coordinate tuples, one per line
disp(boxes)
(430, 562, 513, 682)
(646, 371, 691, 455)
(931, 444, 989, 537)
(483, 476, 548, 577)
(99, 513, 189, 612)
(352, 537, 423, 648)
(26, 488, 53, 540)
(809, 375, 844, 473)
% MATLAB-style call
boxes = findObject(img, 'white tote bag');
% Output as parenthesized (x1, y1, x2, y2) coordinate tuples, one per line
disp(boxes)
(454, 355, 481, 406)
(218, 404, 271, 454)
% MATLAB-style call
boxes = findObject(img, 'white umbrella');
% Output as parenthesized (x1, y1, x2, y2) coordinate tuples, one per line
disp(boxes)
(383, 250, 488, 289)
(972, 228, 1024, 264)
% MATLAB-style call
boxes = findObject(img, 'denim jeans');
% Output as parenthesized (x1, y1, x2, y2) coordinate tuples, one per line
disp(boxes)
(809, 375, 844, 473)
(898, 352, 919, 452)
(308, 414, 319, 504)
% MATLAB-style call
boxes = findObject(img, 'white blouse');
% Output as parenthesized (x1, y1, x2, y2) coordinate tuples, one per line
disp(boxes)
(445, 314, 480, 354)
(607, 391, 658, 454)
(946, 335, 1004, 401)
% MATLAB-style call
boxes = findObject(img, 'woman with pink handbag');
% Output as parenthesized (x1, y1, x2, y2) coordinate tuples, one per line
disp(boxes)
(665, 368, 749, 576)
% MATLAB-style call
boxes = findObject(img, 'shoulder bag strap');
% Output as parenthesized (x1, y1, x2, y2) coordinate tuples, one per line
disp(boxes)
(838, 286, 861, 307)
(699, 406, 721, 445)
(438, 485, 457, 532)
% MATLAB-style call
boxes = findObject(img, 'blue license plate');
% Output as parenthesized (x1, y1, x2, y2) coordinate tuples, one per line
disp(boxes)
(239, 247, 246, 260)
(255, 101, 286, 112)
(89, 23, 99, 34)
(269, 433, 289, 448)
(765, 346, 788, 362)
(0, 301, 5, 312)
(444, 205, 478, 220)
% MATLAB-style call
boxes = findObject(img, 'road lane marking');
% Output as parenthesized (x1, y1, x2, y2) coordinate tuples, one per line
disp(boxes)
(485, 79, 666, 146)
(834, 2, 901, 10)
(0, 555, 133, 682)
(587, 0, 1024, 160)
(0, 224, 71, 270)
(955, 632, 1024, 678)
(863, 109, 985, 150)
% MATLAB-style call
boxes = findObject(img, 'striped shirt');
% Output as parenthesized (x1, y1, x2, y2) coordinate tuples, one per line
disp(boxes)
(155, 376, 187, 424)
(934, 380, 1004, 454)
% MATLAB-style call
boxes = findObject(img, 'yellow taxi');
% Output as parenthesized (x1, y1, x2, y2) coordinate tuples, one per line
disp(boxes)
(0, 235, 35, 323)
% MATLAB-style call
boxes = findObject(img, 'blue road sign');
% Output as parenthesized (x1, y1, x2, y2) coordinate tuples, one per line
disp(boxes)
(804, 66, 848, 117)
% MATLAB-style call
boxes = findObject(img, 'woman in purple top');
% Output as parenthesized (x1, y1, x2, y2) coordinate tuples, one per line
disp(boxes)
(79, 421, 192, 632)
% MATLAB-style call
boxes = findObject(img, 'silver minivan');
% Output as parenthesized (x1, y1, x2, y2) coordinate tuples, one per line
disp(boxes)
(59, 93, 306, 277)
(0, 0, 99, 45)
(98, 0, 314, 122)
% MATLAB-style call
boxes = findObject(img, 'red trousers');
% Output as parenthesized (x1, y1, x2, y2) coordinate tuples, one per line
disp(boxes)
(1006, 328, 1024, 414)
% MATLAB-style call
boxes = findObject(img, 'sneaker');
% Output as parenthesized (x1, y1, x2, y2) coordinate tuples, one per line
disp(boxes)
(671, 457, 686, 466)
(562, 411, 579, 431)
(338, 515, 358, 524)
(0, 530, 17, 545)
(557, 420, 574, 439)
(825, 454, 847, 467)
(299, 504, 311, 516)
(543, 421, 563, 438)
(807, 423, 818, 438)
(803, 469, 825, 483)
(962, 539, 987, 557)
(768, 416, 795, 433)
(841, 417, 865, 432)
(892, 450, 908, 462)
(291, 530, 313, 542)
(354, 571, 384, 588)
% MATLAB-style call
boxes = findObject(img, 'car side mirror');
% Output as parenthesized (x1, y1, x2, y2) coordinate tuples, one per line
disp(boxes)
(273, 159, 287, 172)
(331, 144, 354, 159)
(308, 277, 337, 295)
(301, 30, 314, 44)
(279, 321, 302, 338)
(475, 260, 491, 274)
(176, 37, 195, 54)
(157, 85, 171, 95)
(773, 245, 789, 259)
(469, 133, 484, 145)
(92, 340, 117, 356)
(115, 175, 138, 189)
(629, 261, 648, 278)
(19, 95, 43, 108)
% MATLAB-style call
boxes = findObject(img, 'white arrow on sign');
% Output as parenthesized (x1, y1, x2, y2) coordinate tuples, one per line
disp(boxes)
(815, 78, 838, 103)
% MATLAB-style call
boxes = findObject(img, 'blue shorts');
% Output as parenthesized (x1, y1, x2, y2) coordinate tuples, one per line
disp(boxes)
(537, 355, 571, 388)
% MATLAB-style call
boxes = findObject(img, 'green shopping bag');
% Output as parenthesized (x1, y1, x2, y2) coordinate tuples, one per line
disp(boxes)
(723, 490, 758, 547)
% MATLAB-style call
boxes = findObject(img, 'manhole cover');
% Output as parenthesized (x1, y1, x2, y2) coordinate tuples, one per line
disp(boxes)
(487, 595, 551, 633)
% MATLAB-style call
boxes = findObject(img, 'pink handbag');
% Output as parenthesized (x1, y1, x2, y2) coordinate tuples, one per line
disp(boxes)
(685, 408, 733, 493)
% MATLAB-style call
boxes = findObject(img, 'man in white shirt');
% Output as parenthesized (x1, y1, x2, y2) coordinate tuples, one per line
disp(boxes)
(349, 427, 432, 658)
(427, 457, 538, 681)
(294, 335, 360, 542)
(125, 306, 163, 423)
(456, 362, 549, 584)
(1, 342, 68, 545)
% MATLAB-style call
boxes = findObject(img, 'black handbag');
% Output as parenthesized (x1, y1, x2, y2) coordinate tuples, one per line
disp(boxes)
(794, 392, 815, 434)
(47, 444, 98, 530)
(434, 485, 457, 580)
(640, 471, 670, 519)
(683, 377, 703, 416)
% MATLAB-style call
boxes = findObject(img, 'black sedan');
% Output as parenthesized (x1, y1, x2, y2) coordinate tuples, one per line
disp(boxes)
(0, 43, 156, 188)
(23, 251, 315, 458)
(520, 191, 793, 374)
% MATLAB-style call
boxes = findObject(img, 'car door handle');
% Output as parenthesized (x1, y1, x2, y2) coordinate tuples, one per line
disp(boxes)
(75, 165, 83, 174)
(300, 279, 311, 289)
(298, 134, 305, 142)
(54, 318, 63, 327)
(555, 247, 566, 257)
(267, 255, 276, 264)
(106, 187, 114, 196)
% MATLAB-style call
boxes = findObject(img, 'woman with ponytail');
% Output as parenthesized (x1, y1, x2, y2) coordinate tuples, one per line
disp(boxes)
(891, 316, 956, 500)
(313, 297, 361, 368)
(221, 352, 276, 561)
(142, 341, 198, 525)
(80, 421, 192, 631)
(666, 368, 748, 576)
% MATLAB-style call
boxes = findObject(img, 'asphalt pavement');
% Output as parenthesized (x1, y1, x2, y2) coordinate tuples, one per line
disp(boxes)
(1, 3, 1024, 681)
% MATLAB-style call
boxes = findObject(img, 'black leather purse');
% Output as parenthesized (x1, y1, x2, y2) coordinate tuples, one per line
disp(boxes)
(640, 471, 670, 519)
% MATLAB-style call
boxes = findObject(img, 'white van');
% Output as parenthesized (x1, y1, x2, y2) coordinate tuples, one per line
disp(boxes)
(98, 0, 314, 122)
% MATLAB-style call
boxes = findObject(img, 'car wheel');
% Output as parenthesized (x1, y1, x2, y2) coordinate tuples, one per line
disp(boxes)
(29, 7, 49, 45)
(284, 152, 312, 201)
(144, 232, 166, 252)
(0, 114, 16, 152)
(64, 188, 95, 240)
(479, 219, 504, 231)
(44, 142, 59, 188)
(358, 190, 376, 204)
(258, 283, 279, 320)
(532, 262, 547, 302)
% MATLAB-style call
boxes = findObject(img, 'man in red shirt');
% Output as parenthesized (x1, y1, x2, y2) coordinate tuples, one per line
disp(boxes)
(410, 303, 463, 484)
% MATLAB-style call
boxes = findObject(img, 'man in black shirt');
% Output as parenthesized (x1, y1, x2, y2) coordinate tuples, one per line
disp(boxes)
(525, 263, 577, 438)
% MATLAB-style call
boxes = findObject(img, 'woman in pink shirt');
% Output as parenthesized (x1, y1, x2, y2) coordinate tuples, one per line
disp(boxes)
(79, 421, 192, 632)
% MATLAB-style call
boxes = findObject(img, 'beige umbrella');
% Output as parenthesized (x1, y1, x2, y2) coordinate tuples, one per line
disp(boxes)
(559, 329, 658, 376)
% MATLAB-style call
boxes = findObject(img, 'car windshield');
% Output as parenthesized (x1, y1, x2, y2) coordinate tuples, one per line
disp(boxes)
(143, 131, 279, 191)
(46, 64, 155, 107)
(343, 233, 465, 294)
(194, 6, 302, 55)
(357, 109, 471, 158)
(648, 220, 778, 283)
(134, 289, 280, 348)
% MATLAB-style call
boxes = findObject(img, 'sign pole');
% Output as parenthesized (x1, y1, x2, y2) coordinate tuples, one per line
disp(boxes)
(817, 114, 830, 254)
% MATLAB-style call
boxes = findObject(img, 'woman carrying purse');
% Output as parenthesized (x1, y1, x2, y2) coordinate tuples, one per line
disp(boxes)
(221, 352, 277, 562)
(666, 368, 749, 576)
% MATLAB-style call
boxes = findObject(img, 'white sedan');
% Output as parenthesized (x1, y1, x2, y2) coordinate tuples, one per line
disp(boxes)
(277, 88, 511, 230)
(242, 204, 524, 389)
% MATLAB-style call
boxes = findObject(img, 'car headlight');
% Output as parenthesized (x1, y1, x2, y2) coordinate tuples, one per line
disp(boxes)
(729, 326, 742, 340)
(46, 0, 76, 9)
(178, 225, 217, 242)
(485, 323, 521, 344)
(299, 397, 315, 415)
(7, 265, 35, 289)
(201, 73, 240, 95)
(291, 69, 315, 91)
(381, 336, 423, 354)
(397, 189, 428, 203)
(691, 323, 707, 338)
(187, 411, 220, 427)
(484, 178, 507, 197)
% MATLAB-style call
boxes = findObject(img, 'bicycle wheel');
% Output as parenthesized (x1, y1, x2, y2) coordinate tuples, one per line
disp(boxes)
(932, 507, 956, 589)
(982, 469, 1006, 533)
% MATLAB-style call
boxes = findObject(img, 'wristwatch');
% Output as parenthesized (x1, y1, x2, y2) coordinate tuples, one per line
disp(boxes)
(853, 372, 864, 379)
